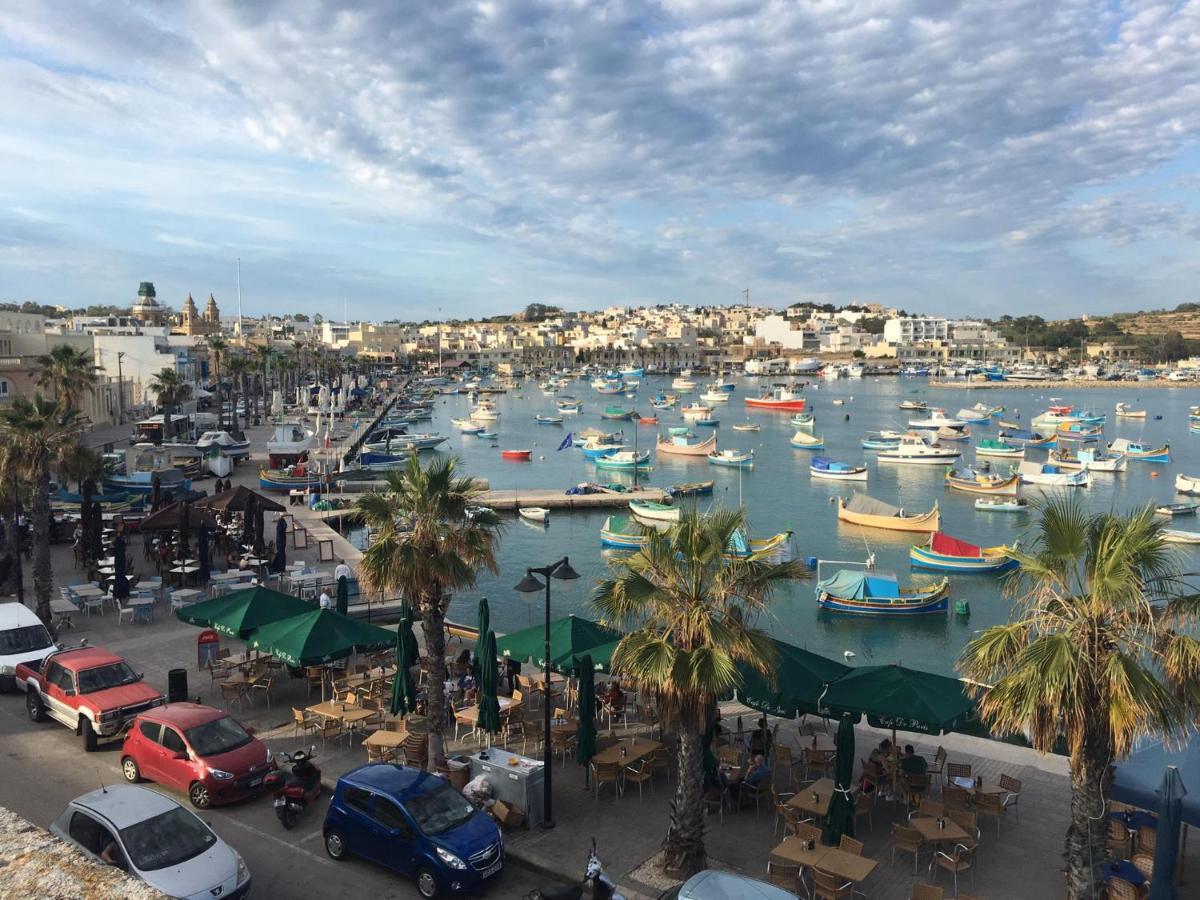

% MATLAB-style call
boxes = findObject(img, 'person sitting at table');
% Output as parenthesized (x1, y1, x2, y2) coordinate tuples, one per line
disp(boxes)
(899, 744, 927, 776)
(319, 589, 333, 610)
(869, 738, 894, 798)
(598, 681, 623, 717)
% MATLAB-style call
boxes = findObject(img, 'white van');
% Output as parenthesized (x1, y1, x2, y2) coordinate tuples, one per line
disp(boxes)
(0, 602, 57, 692)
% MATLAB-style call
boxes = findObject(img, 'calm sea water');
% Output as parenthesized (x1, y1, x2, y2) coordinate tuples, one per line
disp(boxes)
(357, 376, 1200, 676)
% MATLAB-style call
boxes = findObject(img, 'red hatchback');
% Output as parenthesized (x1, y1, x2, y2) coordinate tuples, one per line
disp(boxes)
(120, 703, 274, 809)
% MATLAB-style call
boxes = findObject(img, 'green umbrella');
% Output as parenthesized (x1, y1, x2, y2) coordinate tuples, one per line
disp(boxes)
(390, 616, 417, 718)
(819, 664, 976, 735)
(336, 575, 349, 616)
(477, 629, 501, 741)
(248, 608, 395, 667)
(575, 654, 597, 783)
(474, 597, 491, 675)
(737, 639, 850, 718)
(175, 586, 312, 639)
(825, 714, 856, 845)
(495, 614, 622, 672)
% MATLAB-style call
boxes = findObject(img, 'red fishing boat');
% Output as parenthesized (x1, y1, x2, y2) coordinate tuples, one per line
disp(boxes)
(744, 385, 807, 412)
(501, 449, 532, 461)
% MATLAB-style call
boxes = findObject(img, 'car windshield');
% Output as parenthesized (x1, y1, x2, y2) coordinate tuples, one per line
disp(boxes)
(119, 807, 216, 871)
(185, 715, 252, 757)
(0, 624, 53, 655)
(406, 782, 475, 836)
(77, 662, 139, 693)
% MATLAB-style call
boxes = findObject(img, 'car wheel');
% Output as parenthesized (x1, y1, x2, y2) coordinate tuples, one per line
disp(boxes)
(80, 717, 98, 752)
(121, 757, 142, 783)
(324, 828, 348, 861)
(188, 782, 211, 809)
(26, 690, 46, 723)
(416, 866, 440, 898)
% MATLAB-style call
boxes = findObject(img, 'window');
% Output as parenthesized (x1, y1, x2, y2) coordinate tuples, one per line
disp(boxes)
(343, 786, 371, 814)
(45, 662, 75, 693)
(161, 728, 186, 754)
(138, 721, 162, 743)
(120, 807, 215, 871)
(68, 812, 109, 856)
(372, 796, 411, 836)
(0, 378, 9, 396)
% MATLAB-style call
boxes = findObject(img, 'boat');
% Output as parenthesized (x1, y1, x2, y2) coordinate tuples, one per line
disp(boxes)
(700, 390, 730, 404)
(975, 439, 1024, 459)
(908, 409, 965, 430)
(638, 416, 659, 425)
(594, 450, 652, 470)
(1000, 429, 1056, 449)
(1176, 474, 1200, 495)
(708, 448, 754, 468)
(592, 378, 625, 395)
(195, 431, 251, 459)
(1076, 448, 1127, 472)
(452, 418, 485, 434)
(744, 386, 806, 412)
(790, 413, 815, 429)
(535, 414, 564, 425)
(469, 401, 501, 421)
(667, 426, 692, 437)
(694, 418, 720, 427)
(656, 433, 717, 456)
(266, 422, 315, 462)
(945, 466, 1020, 496)
(860, 432, 902, 450)
(477, 431, 498, 440)
(975, 497, 1029, 513)
(556, 396, 583, 412)
(910, 532, 1018, 573)
(601, 406, 637, 420)
(363, 433, 448, 453)
(1018, 460, 1091, 487)
(672, 378, 697, 391)
(501, 449, 533, 461)
(601, 515, 790, 559)
(876, 432, 961, 465)
(789, 431, 825, 450)
(518, 507, 549, 524)
(971, 402, 1004, 417)
(815, 569, 949, 616)
(936, 425, 971, 442)
(1057, 422, 1103, 439)
(732, 422, 760, 432)
(1115, 403, 1146, 419)
(997, 420, 1022, 431)
(836, 493, 940, 533)
(668, 480, 714, 497)
(628, 499, 680, 523)
(810, 457, 868, 481)
(898, 399, 927, 411)
(649, 395, 676, 410)
(1156, 503, 1199, 517)
(831, 399, 845, 407)
(955, 408, 992, 424)
(259, 466, 332, 492)
(600, 515, 646, 550)
(1048, 404, 1073, 415)
(1164, 529, 1200, 545)
(619, 367, 645, 379)
(681, 404, 713, 418)
(1107, 439, 1170, 463)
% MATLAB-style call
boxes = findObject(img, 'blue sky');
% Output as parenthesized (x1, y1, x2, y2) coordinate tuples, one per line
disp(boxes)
(1, 1, 1198, 320)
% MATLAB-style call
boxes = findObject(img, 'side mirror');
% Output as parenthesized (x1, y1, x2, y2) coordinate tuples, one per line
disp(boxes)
(175, 751, 188, 760)
(63, 689, 76, 697)
(245, 726, 257, 737)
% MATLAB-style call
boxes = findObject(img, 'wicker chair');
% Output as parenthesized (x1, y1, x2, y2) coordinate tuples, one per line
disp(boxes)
(975, 790, 1007, 835)
(766, 861, 801, 895)
(999, 773, 1022, 822)
(945, 762, 972, 783)
(1106, 877, 1141, 900)
(944, 784, 972, 811)
(931, 843, 976, 895)
(1137, 824, 1157, 855)
(927, 746, 947, 787)
(1131, 852, 1154, 883)
(402, 732, 429, 769)
(947, 809, 980, 851)
(839, 835, 864, 856)
(292, 707, 319, 738)
(813, 868, 854, 900)
(1107, 818, 1134, 859)
(591, 760, 623, 800)
(892, 823, 924, 874)
(910, 883, 943, 900)
(855, 790, 875, 832)
(624, 759, 654, 801)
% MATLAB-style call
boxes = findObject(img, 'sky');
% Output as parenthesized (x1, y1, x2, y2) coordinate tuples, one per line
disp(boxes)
(1, 1, 1198, 321)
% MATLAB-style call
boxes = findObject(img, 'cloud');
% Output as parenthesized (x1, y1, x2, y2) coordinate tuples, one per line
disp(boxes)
(0, 1, 1198, 314)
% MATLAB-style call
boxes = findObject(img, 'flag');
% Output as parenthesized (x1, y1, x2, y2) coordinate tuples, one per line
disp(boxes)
(557, 432, 574, 451)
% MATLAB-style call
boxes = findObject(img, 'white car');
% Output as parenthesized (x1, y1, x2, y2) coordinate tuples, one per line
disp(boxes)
(0, 601, 57, 692)
(658, 871, 795, 900)
(50, 784, 251, 899)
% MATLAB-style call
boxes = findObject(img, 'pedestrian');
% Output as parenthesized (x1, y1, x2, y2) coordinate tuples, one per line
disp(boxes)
(319, 589, 332, 610)
(333, 558, 352, 582)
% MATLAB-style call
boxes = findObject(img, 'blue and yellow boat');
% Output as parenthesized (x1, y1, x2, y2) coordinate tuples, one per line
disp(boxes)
(909, 532, 1018, 573)
(815, 569, 949, 616)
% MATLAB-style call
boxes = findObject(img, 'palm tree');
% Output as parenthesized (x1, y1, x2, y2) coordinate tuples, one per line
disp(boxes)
(593, 506, 807, 877)
(225, 354, 252, 433)
(355, 456, 501, 769)
(0, 440, 25, 602)
(958, 495, 1200, 898)
(0, 396, 84, 629)
(254, 344, 274, 423)
(147, 368, 191, 438)
(207, 336, 228, 427)
(36, 344, 98, 414)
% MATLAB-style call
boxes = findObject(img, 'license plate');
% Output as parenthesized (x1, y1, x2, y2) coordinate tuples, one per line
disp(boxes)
(482, 861, 502, 879)
(248, 777, 263, 788)
(273, 797, 286, 808)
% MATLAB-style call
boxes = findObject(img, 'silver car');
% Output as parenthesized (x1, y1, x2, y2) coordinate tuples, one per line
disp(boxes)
(50, 784, 251, 899)
(658, 870, 795, 900)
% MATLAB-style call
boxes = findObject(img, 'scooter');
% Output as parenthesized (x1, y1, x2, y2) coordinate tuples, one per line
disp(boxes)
(523, 840, 624, 900)
(263, 747, 321, 830)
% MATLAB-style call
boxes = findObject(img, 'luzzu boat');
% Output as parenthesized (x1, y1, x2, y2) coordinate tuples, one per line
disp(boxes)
(861, 431, 902, 450)
(1057, 421, 1102, 439)
(628, 499, 680, 523)
(945, 466, 1020, 496)
(1018, 461, 1091, 486)
(195, 431, 251, 459)
(593, 450, 651, 470)
(975, 497, 1029, 513)
(667, 426, 692, 437)
(600, 406, 637, 420)
(668, 480, 714, 497)
(1000, 429, 1055, 449)
(910, 532, 1018, 573)
(579, 436, 625, 459)
(600, 515, 791, 559)
(1107, 439, 1170, 463)
(816, 569, 949, 616)
(975, 439, 1024, 459)
(955, 408, 992, 424)
(656, 433, 717, 456)
(790, 413, 815, 429)
(259, 466, 332, 492)
(836, 493, 939, 533)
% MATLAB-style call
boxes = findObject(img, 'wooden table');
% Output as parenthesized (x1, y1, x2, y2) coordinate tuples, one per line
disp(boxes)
(770, 835, 830, 869)
(308, 701, 377, 728)
(223, 670, 265, 689)
(968, 779, 1010, 798)
(814, 847, 877, 884)
(343, 669, 396, 690)
(363, 729, 408, 750)
(219, 650, 273, 669)
(591, 737, 662, 767)
(456, 696, 516, 724)
(910, 815, 970, 845)
(787, 777, 836, 819)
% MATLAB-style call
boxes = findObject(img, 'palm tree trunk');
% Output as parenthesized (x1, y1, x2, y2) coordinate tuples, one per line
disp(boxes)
(30, 464, 53, 631)
(663, 728, 707, 878)
(1066, 732, 1112, 898)
(420, 593, 449, 771)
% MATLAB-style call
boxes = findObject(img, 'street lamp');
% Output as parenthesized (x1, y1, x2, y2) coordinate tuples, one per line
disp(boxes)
(514, 556, 580, 829)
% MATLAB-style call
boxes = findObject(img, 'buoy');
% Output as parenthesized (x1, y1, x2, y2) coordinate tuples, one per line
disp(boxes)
(954, 599, 970, 616)
(1151, 471, 1159, 478)
(844, 413, 850, 421)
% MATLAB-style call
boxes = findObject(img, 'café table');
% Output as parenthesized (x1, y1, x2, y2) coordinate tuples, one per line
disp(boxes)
(126, 597, 156, 624)
(70, 585, 104, 598)
(308, 701, 378, 738)
(910, 815, 970, 846)
(219, 650, 273, 670)
(50, 597, 79, 630)
(456, 696, 516, 725)
(591, 736, 662, 767)
(363, 729, 407, 754)
(243, 556, 268, 568)
(770, 835, 830, 869)
(171, 588, 203, 607)
(814, 847, 877, 885)
(787, 777, 836, 820)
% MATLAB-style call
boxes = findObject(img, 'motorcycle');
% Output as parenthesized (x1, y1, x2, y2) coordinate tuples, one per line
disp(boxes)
(263, 747, 322, 830)
(523, 840, 624, 900)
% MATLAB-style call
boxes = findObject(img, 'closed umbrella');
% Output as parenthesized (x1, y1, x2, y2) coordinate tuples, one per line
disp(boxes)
(389, 615, 418, 717)
(178, 502, 191, 559)
(399, 599, 420, 660)
(198, 523, 211, 581)
(1150, 766, 1186, 900)
(575, 654, 597, 785)
(474, 597, 491, 677)
(336, 575, 349, 616)
(79, 496, 91, 561)
(113, 535, 129, 602)
(253, 501, 266, 557)
(825, 714, 856, 846)
(241, 494, 255, 548)
(476, 629, 501, 743)
(150, 476, 161, 512)
(272, 517, 287, 573)
(89, 502, 103, 560)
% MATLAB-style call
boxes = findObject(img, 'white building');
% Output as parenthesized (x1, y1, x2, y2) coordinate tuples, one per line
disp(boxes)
(753, 315, 820, 351)
(883, 316, 950, 345)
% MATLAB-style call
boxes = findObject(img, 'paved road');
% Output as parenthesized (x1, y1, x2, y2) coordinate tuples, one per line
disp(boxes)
(0, 692, 544, 900)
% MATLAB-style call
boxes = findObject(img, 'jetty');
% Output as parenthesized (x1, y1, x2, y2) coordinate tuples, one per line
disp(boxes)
(308, 486, 671, 519)
(930, 379, 1185, 390)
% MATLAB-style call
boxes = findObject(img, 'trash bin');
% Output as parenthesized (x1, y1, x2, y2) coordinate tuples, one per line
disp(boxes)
(168, 668, 189, 704)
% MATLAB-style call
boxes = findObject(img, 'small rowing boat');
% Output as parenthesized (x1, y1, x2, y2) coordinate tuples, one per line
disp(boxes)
(1163, 529, 1200, 545)
(628, 499, 680, 523)
(975, 439, 1024, 459)
(861, 431, 902, 450)
(1156, 503, 1199, 517)
(898, 399, 927, 411)
(789, 431, 825, 450)
(594, 450, 651, 470)
(810, 457, 868, 481)
(638, 416, 659, 425)
(975, 497, 1029, 513)
(535, 414, 564, 425)
(1115, 402, 1146, 419)
(1107, 439, 1170, 463)
(601, 406, 637, 420)
(667, 426, 691, 437)
(945, 466, 1020, 496)
(732, 423, 760, 432)
(668, 480, 714, 497)
(790, 413, 815, 429)
(910, 532, 1018, 573)
(1176, 474, 1200, 495)
(708, 448, 754, 468)
(501, 449, 533, 461)
(518, 507, 549, 524)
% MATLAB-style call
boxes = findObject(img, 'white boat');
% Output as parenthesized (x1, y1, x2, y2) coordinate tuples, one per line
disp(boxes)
(267, 422, 315, 459)
(898, 399, 927, 411)
(452, 418, 485, 434)
(195, 431, 251, 459)
(518, 507, 550, 524)
(682, 404, 713, 418)
(845, 365, 864, 378)
(1018, 460, 1091, 487)
(809, 457, 868, 481)
(1177, 474, 1200, 495)
(732, 423, 760, 432)
(876, 432, 961, 465)
(628, 499, 680, 524)
(1115, 402, 1146, 419)
(469, 402, 501, 421)
(907, 408, 965, 430)
(975, 497, 1029, 513)
(672, 378, 697, 391)
(708, 448, 754, 468)
(700, 390, 730, 404)
(1163, 529, 1200, 545)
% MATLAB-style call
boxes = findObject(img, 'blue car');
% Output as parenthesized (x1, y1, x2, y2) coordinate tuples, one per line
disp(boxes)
(323, 763, 504, 898)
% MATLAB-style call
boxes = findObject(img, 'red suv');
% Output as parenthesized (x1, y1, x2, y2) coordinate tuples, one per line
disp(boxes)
(121, 703, 274, 809)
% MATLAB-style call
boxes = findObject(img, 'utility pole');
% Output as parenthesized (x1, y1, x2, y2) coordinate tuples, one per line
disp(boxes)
(116, 351, 126, 425)
(236, 257, 244, 338)
(437, 307, 443, 374)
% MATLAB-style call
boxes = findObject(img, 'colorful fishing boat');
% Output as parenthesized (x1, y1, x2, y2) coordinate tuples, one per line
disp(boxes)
(936, 425, 972, 443)
(836, 493, 940, 533)
(601, 406, 637, 420)
(1057, 421, 1102, 439)
(656, 432, 717, 456)
(681, 404, 713, 417)
(790, 413, 815, 429)
(816, 569, 949, 616)
(638, 416, 659, 425)
(945, 466, 1020, 496)
(789, 431, 826, 450)
(535, 414, 564, 425)
(694, 418, 720, 427)
(667, 426, 692, 437)
(955, 408, 992, 425)
(744, 385, 806, 412)
(501, 449, 533, 461)
(668, 480, 714, 497)
(259, 467, 332, 492)
(594, 450, 651, 470)
(628, 499, 680, 523)
(579, 436, 625, 459)
(1107, 439, 1170, 463)
(975, 497, 1029, 513)
(1018, 461, 1090, 486)
(601, 515, 790, 560)
(556, 396, 583, 411)
(708, 448, 754, 468)
(975, 439, 1024, 459)
(810, 457, 868, 481)
(898, 399, 927, 411)
(1000, 429, 1056, 449)
(910, 532, 1018, 573)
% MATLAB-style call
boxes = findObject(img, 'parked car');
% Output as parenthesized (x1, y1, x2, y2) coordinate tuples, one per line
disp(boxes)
(51, 783, 251, 899)
(121, 702, 274, 808)
(0, 601, 57, 692)
(17, 646, 164, 751)
(657, 870, 796, 899)
(323, 763, 504, 898)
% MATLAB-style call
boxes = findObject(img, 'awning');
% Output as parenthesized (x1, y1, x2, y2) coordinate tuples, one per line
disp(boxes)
(931, 532, 981, 557)
(1112, 733, 1200, 828)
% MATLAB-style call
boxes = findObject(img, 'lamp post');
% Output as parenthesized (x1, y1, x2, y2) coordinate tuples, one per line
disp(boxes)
(514, 556, 579, 829)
